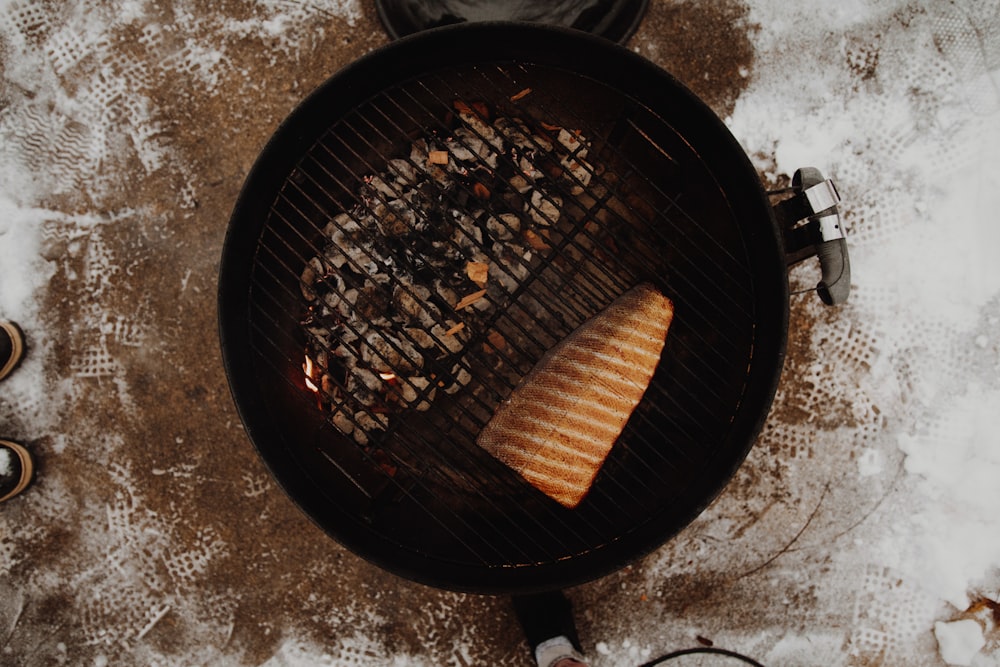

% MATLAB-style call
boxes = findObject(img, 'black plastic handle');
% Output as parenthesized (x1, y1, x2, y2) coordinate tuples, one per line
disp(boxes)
(816, 236, 851, 305)
(773, 167, 852, 306)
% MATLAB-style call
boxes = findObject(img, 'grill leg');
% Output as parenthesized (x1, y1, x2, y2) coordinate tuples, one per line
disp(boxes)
(512, 591, 587, 666)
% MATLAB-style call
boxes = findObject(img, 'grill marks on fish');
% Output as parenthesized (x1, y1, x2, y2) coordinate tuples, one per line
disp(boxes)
(476, 283, 674, 508)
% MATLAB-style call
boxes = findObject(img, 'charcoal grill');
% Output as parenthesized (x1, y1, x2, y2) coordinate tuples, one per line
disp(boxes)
(219, 22, 849, 593)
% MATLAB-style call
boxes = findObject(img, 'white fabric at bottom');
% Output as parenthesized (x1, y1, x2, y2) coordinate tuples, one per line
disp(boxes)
(535, 635, 586, 667)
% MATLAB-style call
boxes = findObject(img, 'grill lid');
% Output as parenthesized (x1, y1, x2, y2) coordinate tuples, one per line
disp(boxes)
(374, 0, 650, 43)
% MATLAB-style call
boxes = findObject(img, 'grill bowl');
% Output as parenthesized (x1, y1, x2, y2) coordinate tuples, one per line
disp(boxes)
(219, 22, 788, 593)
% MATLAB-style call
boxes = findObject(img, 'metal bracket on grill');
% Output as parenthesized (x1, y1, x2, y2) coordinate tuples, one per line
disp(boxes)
(771, 167, 851, 305)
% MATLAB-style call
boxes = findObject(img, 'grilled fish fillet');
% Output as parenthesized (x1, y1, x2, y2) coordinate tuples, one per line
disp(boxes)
(477, 283, 674, 508)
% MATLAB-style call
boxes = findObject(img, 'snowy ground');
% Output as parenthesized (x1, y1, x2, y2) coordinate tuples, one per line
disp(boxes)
(1, 1, 998, 665)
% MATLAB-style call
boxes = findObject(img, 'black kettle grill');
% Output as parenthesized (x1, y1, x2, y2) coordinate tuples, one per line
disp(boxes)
(218, 22, 849, 594)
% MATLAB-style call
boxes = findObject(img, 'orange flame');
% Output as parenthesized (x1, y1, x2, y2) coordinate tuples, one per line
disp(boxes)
(303, 355, 319, 392)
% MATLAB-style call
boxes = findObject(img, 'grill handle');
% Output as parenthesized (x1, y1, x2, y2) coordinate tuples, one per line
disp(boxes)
(772, 167, 852, 305)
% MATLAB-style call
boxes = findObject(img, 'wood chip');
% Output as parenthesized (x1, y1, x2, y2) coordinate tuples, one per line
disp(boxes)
(466, 261, 489, 286)
(484, 330, 507, 353)
(453, 100, 489, 118)
(523, 229, 550, 250)
(455, 288, 487, 310)
(444, 322, 465, 336)
(510, 87, 532, 101)
(428, 150, 449, 165)
(472, 182, 490, 199)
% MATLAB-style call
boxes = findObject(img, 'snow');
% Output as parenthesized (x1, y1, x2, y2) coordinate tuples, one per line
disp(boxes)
(0, 445, 12, 477)
(727, 0, 1000, 617)
(935, 619, 987, 666)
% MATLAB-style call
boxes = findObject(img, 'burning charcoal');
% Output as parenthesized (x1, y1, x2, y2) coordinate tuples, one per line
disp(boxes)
(305, 325, 332, 349)
(322, 283, 343, 311)
(486, 213, 520, 240)
(323, 212, 361, 237)
(454, 127, 498, 168)
(434, 280, 458, 307)
(332, 343, 358, 366)
(431, 322, 466, 354)
(444, 364, 473, 395)
(508, 174, 532, 193)
(377, 201, 417, 237)
(410, 139, 430, 171)
(337, 288, 359, 319)
(347, 372, 377, 408)
(356, 410, 389, 431)
(299, 257, 324, 301)
(556, 128, 588, 160)
(321, 373, 339, 397)
(351, 408, 389, 445)
(449, 212, 482, 252)
(405, 376, 435, 411)
(528, 190, 561, 226)
(393, 284, 435, 322)
(491, 242, 532, 289)
(518, 154, 543, 181)
(561, 156, 594, 192)
(444, 136, 476, 163)
(400, 379, 419, 404)
(456, 109, 502, 151)
(368, 174, 397, 198)
(332, 231, 380, 275)
(331, 406, 354, 436)
(300, 104, 593, 441)
(362, 330, 422, 375)
(497, 117, 553, 153)
(389, 158, 418, 186)
(339, 326, 361, 346)
(354, 280, 392, 322)
(403, 326, 436, 349)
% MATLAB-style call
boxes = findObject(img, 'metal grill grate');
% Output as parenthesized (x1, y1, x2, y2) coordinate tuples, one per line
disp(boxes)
(243, 61, 758, 572)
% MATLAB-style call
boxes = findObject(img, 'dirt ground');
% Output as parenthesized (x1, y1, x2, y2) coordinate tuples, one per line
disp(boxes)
(2, 1, 999, 666)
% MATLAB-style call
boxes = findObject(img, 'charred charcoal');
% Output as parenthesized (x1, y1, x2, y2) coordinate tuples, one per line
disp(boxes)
(299, 103, 596, 445)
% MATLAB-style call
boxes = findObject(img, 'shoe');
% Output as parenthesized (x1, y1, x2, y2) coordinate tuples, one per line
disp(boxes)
(0, 321, 26, 382)
(512, 591, 584, 656)
(0, 440, 34, 503)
